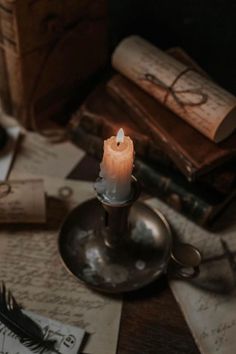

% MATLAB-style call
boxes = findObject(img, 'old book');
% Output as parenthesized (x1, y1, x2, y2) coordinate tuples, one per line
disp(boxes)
(70, 125, 236, 226)
(112, 36, 236, 142)
(70, 84, 174, 168)
(108, 74, 236, 180)
(0, 6, 11, 114)
(70, 84, 236, 195)
(0, 0, 107, 128)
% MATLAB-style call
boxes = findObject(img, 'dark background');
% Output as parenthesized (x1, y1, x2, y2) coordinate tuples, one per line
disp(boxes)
(109, 0, 236, 94)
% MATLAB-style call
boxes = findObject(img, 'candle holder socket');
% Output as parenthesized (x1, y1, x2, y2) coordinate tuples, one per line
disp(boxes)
(96, 177, 140, 248)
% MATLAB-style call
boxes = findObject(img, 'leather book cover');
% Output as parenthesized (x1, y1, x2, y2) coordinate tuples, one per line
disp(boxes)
(69, 83, 236, 225)
(108, 74, 236, 181)
(70, 123, 236, 227)
(70, 84, 174, 168)
(0, 0, 108, 128)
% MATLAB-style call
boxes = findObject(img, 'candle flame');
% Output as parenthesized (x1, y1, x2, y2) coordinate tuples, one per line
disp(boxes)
(116, 128, 124, 144)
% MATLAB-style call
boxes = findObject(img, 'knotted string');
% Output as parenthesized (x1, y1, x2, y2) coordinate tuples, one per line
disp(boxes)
(142, 67, 208, 108)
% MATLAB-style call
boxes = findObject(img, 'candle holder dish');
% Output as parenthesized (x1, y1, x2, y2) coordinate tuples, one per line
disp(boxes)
(58, 176, 202, 293)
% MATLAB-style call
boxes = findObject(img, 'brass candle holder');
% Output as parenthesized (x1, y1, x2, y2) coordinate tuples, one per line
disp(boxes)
(58, 176, 201, 293)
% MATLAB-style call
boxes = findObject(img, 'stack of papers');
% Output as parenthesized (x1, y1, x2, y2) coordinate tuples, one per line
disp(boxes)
(0, 117, 123, 354)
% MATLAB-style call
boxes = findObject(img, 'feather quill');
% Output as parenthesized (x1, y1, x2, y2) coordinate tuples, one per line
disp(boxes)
(0, 282, 61, 354)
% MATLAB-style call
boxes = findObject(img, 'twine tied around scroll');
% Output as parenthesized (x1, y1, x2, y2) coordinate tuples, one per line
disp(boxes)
(142, 68, 208, 108)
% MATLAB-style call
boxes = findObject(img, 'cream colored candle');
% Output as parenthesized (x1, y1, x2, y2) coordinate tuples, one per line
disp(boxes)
(95, 128, 134, 202)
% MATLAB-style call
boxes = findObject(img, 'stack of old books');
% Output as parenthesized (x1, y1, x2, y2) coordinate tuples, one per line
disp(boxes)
(69, 36, 236, 226)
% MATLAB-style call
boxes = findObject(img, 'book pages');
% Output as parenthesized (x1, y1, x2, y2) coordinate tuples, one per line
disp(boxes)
(112, 36, 236, 142)
(146, 197, 236, 354)
(0, 177, 122, 354)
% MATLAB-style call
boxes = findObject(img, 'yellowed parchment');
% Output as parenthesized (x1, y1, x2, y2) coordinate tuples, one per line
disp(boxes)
(147, 196, 236, 354)
(10, 131, 85, 179)
(0, 178, 122, 354)
(0, 179, 46, 223)
(112, 36, 236, 142)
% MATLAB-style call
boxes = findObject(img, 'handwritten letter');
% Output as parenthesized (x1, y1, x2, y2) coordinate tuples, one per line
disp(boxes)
(0, 178, 122, 354)
(147, 197, 236, 354)
(10, 132, 85, 179)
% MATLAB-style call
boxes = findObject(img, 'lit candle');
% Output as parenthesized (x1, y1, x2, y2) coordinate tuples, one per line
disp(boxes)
(95, 128, 134, 203)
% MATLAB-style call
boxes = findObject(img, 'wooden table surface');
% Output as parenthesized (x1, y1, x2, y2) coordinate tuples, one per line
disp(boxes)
(119, 279, 199, 354)
(70, 155, 200, 354)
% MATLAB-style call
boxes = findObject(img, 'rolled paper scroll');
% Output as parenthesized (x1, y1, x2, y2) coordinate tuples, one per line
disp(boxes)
(112, 36, 236, 143)
(0, 180, 46, 223)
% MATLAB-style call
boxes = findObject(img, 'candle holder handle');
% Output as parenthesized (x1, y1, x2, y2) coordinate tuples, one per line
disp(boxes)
(97, 176, 140, 248)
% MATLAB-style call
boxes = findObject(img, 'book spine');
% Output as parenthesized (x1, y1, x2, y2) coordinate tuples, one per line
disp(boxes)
(0, 1, 109, 128)
(0, 1, 24, 119)
(70, 123, 103, 160)
(107, 77, 197, 180)
(77, 108, 151, 159)
(70, 126, 212, 225)
(134, 159, 212, 226)
(0, 0, 18, 114)
(0, 0, 18, 53)
(71, 106, 175, 170)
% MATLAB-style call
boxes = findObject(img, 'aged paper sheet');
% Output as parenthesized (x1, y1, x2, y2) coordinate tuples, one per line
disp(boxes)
(10, 131, 85, 179)
(113, 36, 236, 142)
(0, 310, 85, 354)
(147, 197, 236, 354)
(0, 178, 122, 354)
(0, 126, 20, 180)
(0, 179, 46, 223)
